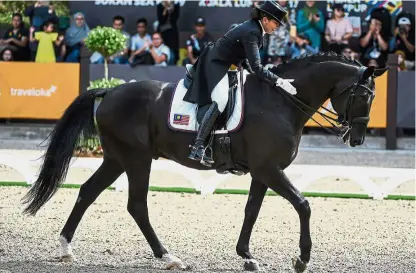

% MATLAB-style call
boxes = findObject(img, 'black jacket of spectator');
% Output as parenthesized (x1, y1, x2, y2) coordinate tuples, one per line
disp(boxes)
(392, 13, 415, 62)
(157, 2, 180, 64)
(360, 31, 389, 67)
(24, 4, 58, 31)
(3, 26, 29, 61)
(186, 32, 214, 59)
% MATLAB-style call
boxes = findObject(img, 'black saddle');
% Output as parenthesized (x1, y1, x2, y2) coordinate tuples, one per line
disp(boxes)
(183, 64, 239, 130)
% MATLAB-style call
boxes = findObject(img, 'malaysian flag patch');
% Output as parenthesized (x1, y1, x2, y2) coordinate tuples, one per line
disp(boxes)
(173, 114, 190, 125)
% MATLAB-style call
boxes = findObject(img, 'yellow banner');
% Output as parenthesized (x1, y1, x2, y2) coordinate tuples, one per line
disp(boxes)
(0, 62, 80, 119)
(305, 72, 388, 128)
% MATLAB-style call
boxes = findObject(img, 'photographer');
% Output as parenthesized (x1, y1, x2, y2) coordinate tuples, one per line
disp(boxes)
(360, 10, 390, 68)
(390, 13, 415, 70)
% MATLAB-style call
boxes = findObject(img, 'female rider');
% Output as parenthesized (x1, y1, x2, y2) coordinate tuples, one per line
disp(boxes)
(184, 1, 297, 165)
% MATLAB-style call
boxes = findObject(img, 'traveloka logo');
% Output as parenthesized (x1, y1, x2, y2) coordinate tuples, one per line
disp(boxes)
(10, 85, 57, 97)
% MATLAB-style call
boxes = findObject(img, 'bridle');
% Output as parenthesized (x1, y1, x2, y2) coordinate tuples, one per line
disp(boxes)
(281, 66, 375, 140)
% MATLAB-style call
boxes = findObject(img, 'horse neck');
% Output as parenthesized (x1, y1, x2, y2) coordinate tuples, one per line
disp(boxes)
(285, 61, 359, 128)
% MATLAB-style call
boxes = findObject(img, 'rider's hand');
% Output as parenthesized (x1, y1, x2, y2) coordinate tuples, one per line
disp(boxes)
(276, 78, 297, 95)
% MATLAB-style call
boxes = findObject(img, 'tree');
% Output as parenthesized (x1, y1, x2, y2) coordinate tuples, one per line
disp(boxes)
(84, 26, 127, 86)
(75, 26, 128, 157)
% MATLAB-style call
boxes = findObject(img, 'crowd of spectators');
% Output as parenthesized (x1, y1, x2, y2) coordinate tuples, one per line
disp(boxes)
(0, 0, 414, 71)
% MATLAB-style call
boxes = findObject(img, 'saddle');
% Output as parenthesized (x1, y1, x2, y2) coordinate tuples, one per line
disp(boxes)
(184, 64, 240, 130)
(182, 64, 248, 176)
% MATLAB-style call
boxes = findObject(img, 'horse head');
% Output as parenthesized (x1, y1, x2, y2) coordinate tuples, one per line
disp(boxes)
(329, 64, 388, 147)
(269, 53, 388, 147)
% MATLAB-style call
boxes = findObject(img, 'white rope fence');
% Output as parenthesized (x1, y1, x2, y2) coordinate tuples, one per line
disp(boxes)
(0, 154, 414, 200)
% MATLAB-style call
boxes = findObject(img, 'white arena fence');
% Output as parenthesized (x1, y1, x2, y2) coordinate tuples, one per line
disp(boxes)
(0, 154, 414, 200)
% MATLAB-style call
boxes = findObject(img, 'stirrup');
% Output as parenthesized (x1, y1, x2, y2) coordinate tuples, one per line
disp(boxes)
(200, 146, 214, 167)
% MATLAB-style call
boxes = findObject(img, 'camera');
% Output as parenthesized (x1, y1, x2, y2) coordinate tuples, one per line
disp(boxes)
(399, 26, 406, 34)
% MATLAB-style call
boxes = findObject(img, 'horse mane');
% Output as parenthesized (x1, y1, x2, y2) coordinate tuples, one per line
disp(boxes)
(269, 51, 363, 74)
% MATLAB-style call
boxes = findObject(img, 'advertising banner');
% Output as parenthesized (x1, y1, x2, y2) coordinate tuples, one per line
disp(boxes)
(305, 71, 388, 128)
(0, 63, 80, 119)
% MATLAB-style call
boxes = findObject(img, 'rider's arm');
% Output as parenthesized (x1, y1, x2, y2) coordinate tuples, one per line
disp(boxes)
(242, 31, 279, 83)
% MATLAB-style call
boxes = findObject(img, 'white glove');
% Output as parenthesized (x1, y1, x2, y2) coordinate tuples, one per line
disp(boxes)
(276, 78, 297, 95)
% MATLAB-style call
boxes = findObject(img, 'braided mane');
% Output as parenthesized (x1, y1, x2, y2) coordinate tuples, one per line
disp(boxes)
(269, 51, 362, 74)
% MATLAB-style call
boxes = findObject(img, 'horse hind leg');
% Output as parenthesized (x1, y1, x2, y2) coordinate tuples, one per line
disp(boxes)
(120, 148, 186, 270)
(58, 156, 124, 262)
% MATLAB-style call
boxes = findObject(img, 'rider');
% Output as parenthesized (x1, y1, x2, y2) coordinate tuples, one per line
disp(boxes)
(184, 1, 297, 165)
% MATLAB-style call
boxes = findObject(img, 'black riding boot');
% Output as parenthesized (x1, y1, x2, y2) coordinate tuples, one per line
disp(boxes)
(188, 102, 221, 165)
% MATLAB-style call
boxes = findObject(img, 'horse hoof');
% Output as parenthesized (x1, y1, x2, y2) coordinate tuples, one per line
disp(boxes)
(243, 259, 260, 271)
(161, 254, 186, 270)
(60, 254, 75, 263)
(291, 256, 307, 273)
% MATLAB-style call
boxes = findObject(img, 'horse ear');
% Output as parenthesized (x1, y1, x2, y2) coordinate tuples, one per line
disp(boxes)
(374, 67, 388, 78)
(360, 66, 375, 81)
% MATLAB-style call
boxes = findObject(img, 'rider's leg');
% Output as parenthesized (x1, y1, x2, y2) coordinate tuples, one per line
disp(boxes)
(188, 73, 229, 163)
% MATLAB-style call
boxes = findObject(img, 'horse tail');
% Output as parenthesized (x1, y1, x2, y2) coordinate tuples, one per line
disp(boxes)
(22, 88, 108, 216)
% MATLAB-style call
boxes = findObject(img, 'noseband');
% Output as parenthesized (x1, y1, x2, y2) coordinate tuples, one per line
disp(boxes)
(282, 66, 374, 139)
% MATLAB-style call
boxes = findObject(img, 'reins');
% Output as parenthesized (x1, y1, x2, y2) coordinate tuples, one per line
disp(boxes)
(280, 91, 349, 138)
(276, 65, 373, 139)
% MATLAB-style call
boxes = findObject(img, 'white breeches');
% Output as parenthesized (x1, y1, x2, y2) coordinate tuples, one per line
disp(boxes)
(210, 73, 229, 113)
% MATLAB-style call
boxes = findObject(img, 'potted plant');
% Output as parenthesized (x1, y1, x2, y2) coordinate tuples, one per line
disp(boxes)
(74, 26, 128, 157)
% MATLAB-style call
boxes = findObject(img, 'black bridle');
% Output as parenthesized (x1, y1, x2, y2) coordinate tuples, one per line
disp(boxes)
(279, 67, 374, 140)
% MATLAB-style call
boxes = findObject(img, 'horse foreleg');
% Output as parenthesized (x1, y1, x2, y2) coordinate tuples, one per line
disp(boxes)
(236, 180, 268, 271)
(59, 156, 124, 262)
(123, 150, 186, 270)
(254, 166, 311, 273)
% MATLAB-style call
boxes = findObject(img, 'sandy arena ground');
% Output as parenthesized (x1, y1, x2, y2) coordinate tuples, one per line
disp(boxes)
(0, 187, 415, 273)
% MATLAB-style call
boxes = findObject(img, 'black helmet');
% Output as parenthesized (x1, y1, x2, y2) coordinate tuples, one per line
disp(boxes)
(255, 0, 287, 26)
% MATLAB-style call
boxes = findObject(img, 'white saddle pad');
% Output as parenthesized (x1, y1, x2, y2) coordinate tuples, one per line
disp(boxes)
(168, 70, 248, 133)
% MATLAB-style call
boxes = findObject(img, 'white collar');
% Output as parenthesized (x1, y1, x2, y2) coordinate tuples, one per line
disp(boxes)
(258, 20, 266, 36)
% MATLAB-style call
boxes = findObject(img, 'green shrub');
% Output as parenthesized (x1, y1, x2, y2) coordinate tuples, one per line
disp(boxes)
(0, 1, 69, 25)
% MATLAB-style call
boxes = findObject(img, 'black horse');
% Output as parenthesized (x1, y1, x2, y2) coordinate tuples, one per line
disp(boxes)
(22, 53, 387, 272)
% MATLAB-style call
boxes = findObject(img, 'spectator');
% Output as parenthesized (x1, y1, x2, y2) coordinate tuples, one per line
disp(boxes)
(341, 46, 359, 61)
(390, 13, 415, 71)
(183, 17, 214, 65)
(0, 48, 14, 62)
(296, 0, 325, 51)
(64, 12, 90, 63)
(24, 1, 59, 31)
(289, 33, 319, 58)
(25, 1, 59, 61)
(395, 50, 407, 71)
(360, 9, 390, 68)
(0, 13, 29, 61)
(157, 0, 180, 65)
(91, 15, 131, 64)
(325, 4, 353, 54)
(30, 20, 62, 63)
(367, 58, 379, 68)
(129, 18, 153, 67)
(149, 32, 170, 66)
